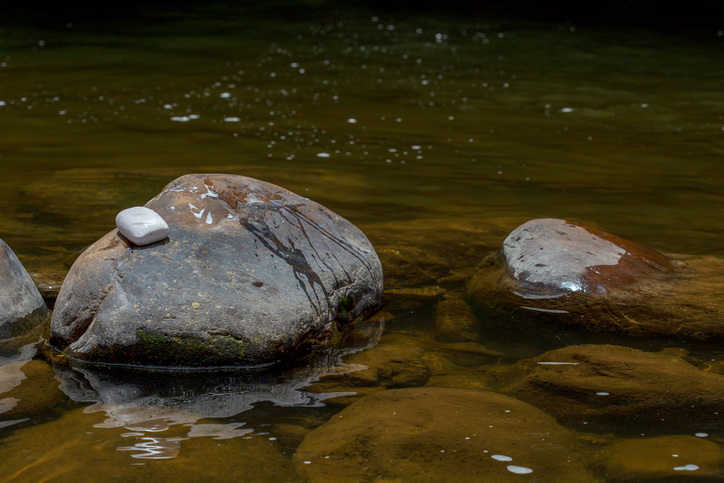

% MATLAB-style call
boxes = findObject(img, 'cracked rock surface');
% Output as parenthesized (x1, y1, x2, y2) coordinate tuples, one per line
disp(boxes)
(50, 174, 383, 367)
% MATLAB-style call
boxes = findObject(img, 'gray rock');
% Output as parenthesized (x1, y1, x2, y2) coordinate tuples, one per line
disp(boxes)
(499, 218, 674, 298)
(0, 238, 49, 339)
(50, 174, 383, 367)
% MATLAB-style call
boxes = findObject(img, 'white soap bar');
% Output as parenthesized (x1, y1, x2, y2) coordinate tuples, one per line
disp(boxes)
(116, 207, 169, 246)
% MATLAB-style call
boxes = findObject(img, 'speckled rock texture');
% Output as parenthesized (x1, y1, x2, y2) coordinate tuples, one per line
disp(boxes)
(467, 218, 724, 339)
(0, 238, 49, 339)
(50, 174, 383, 367)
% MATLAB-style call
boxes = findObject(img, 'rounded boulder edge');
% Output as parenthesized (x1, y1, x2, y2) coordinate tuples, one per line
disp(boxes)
(50, 173, 384, 368)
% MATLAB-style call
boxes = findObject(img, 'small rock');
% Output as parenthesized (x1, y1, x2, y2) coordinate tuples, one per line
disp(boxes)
(115, 206, 169, 246)
(499, 218, 675, 297)
(434, 298, 477, 341)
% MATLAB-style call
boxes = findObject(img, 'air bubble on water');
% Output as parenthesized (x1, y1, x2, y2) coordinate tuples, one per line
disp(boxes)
(674, 465, 699, 471)
(220, 92, 231, 98)
(347, 118, 357, 123)
(560, 107, 574, 113)
(695, 433, 708, 438)
(641, 103, 648, 108)
(224, 117, 240, 122)
(491, 455, 513, 462)
(596, 392, 609, 396)
(507, 466, 533, 474)
(317, 153, 331, 158)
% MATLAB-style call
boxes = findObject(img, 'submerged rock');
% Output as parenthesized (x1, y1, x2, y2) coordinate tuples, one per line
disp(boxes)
(294, 387, 597, 482)
(0, 238, 49, 339)
(467, 218, 724, 339)
(50, 174, 383, 367)
(599, 436, 724, 480)
(492, 344, 724, 431)
(434, 297, 478, 342)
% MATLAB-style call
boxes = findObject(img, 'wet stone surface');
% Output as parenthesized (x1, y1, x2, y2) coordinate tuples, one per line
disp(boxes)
(0, 238, 49, 339)
(50, 174, 383, 367)
(467, 218, 724, 339)
(498, 218, 676, 297)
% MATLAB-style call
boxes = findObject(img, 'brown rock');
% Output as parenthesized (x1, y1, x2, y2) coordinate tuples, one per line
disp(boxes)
(434, 297, 478, 342)
(599, 436, 724, 480)
(293, 387, 597, 482)
(467, 218, 724, 339)
(495, 344, 724, 430)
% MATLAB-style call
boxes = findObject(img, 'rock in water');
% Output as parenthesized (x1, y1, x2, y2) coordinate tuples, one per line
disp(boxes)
(497, 218, 674, 297)
(115, 206, 169, 246)
(467, 218, 724, 339)
(0, 238, 49, 339)
(50, 174, 384, 367)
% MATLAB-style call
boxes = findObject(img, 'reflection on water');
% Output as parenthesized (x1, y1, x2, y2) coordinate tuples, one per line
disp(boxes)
(49, 317, 382, 460)
(0, 343, 37, 429)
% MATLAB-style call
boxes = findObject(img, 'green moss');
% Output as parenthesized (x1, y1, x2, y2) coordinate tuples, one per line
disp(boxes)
(337, 296, 354, 322)
(328, 319, 345, 349)
(95, 328, 249, 367)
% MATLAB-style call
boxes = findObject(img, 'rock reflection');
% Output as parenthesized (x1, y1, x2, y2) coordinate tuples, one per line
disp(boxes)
(117, 436, 188, 460)
(51, 318, 383, 459)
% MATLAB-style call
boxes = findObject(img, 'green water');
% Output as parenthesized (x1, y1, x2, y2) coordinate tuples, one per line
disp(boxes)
(1, 4, 724, 481)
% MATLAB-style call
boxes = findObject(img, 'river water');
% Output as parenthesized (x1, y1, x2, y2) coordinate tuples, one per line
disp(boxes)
(1, 3, 723, 481)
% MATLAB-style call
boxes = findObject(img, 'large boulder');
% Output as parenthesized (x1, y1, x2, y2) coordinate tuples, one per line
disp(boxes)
(467, 218, 724, 339)
(50, 174, 383, 367)
(0, 238, 49, 340)
(293, 387, 597, 482)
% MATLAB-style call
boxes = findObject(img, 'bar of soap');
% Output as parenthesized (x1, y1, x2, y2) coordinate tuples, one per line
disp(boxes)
(116, 207, 169, 246)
